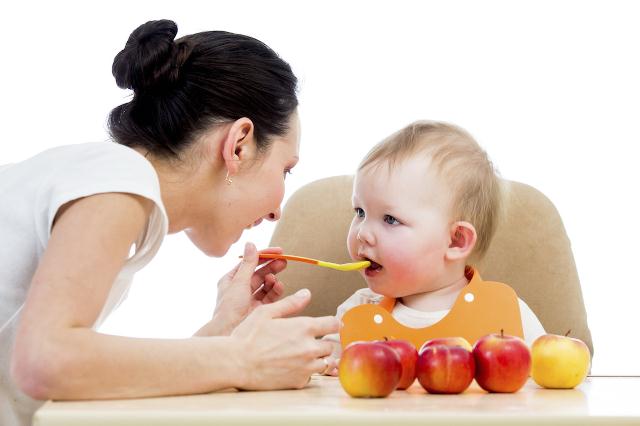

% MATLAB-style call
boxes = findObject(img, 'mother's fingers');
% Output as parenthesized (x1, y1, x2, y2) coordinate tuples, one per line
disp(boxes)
(253, 276, 285, 303)
(255, 247, 284, 265)
(252, 273, 276, 298)
(312, 356, 338, 376)
(254, 258, 287, 279)
(233, 242, 261, 283)
(257, 246, 284, 255)
(312, 339, 336, 359)
(307, 316, 340, 337)
(221, 262, 241, 281)
(261, 280, 284, 303)
(250, 260, 287, 294)
(233, 246, 286, 284)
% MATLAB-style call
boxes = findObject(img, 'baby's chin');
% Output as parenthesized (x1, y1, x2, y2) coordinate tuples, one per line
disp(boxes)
(366, 280, 400, 298)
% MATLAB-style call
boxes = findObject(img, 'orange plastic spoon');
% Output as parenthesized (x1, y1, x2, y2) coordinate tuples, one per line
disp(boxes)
(249, 253, 371, 271)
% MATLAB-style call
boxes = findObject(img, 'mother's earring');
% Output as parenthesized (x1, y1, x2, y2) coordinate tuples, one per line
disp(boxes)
(225, 171, 233, 185)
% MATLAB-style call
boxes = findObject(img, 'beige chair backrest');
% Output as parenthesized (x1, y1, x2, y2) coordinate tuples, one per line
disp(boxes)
(270, 175, 593, 355)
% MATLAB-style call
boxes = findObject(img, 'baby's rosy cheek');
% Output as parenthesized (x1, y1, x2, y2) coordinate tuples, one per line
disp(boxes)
(383, 248, 434, 278)
(381, 252, 413, 274)
(391, 264, 419, 283)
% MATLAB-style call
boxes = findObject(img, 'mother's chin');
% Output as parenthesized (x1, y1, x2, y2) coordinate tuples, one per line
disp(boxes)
(185, 228, 238, 258)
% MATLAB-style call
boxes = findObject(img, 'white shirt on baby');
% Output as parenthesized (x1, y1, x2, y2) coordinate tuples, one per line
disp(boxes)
(0, 142, 168, 426)
(324, 287, 546, 353)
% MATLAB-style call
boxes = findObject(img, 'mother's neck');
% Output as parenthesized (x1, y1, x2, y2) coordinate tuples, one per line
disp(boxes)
(133, 147, 212, 234)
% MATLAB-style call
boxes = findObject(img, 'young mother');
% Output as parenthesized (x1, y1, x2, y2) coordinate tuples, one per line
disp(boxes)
(0, 20, 338, 426)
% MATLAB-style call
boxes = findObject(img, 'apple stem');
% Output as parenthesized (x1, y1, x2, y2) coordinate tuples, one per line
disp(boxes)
(500, 328, 504, 338)
(383, 336, 388, 342)
(565, 329, 572, 337)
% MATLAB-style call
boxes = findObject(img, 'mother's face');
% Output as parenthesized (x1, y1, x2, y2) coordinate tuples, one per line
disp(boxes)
(186, 112, 300, 257)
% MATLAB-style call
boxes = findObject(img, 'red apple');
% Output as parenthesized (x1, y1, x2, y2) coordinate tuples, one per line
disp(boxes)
(381, 339, 418, 389)
(416, 344, 475, 394)
(473, 330, 531, 393)
(338, 341, 402, 397)
(419, 337, 473, 353)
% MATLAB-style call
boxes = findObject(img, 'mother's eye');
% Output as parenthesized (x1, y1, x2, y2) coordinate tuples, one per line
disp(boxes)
(354, 207, 365, 218)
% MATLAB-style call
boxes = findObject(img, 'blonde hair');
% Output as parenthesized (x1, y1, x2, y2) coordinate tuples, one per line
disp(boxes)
(359, 120, 502, 261)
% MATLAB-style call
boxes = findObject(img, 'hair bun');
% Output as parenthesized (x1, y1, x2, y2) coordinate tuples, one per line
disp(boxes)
(112, 19, 182, 92)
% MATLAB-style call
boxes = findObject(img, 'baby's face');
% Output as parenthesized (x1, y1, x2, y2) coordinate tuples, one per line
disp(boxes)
(347, 155, 454, 298)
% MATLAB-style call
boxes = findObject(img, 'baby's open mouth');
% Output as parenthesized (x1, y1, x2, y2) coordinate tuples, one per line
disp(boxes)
(364, 258, 383, 274)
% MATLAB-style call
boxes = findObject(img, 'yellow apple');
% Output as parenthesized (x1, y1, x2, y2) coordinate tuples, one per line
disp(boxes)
(531, 332, 591, 389)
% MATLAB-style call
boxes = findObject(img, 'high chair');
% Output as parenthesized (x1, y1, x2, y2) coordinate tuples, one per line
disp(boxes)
(269, 175, 593, 356)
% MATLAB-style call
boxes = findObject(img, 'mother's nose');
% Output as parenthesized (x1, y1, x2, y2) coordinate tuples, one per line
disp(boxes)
(266, 207, 281, 221)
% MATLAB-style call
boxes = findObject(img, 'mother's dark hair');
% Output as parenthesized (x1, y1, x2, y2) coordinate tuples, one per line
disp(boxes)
(108, 20, 298, 158)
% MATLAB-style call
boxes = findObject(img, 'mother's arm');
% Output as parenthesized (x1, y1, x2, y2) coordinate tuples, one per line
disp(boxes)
(11, 192, 338, 400)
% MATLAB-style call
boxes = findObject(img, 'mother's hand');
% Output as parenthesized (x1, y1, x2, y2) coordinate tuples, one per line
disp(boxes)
(231, 289, 340, 390)
(195, 242, 288, 336)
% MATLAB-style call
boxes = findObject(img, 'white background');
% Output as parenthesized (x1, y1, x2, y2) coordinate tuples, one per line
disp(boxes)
(1, 0, 638, 375)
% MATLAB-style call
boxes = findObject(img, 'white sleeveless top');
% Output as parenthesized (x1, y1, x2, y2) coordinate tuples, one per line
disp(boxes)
(0, 142, 168, 426)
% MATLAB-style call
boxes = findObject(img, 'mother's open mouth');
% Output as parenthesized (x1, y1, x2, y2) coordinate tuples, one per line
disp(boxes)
(246, 218, 263, 230)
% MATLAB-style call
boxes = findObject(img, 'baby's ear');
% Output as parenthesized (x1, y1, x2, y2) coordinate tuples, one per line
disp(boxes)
(446, 221, 477, 262)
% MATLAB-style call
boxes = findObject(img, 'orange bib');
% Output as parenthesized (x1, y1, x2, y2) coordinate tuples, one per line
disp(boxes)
(340, 267, 524, 350)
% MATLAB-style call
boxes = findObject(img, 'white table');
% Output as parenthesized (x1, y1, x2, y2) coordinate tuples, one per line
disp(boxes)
(34, 376, 640, 425)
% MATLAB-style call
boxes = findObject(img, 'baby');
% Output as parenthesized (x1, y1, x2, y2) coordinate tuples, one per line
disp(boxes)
(323, 121, 545, 372)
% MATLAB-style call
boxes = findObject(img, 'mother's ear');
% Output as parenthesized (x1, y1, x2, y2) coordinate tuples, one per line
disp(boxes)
(445, 221, 477, 262)
(222, 117, 255, 176)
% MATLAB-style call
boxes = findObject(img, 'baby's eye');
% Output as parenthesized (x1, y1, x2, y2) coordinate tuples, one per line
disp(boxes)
(384, 214, 400, 225)
(354, 207, 365, 218)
